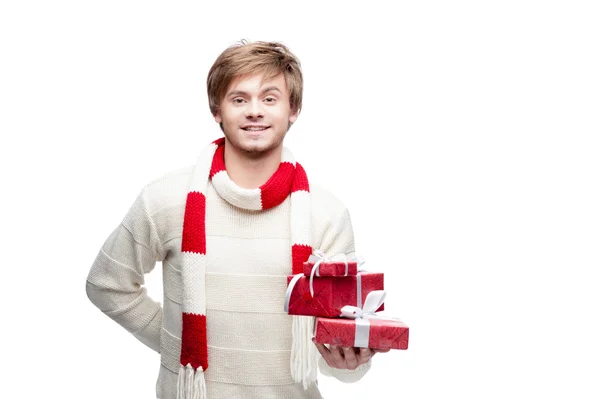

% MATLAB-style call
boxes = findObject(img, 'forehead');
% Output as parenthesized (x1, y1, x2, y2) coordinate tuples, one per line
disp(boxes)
(226, 73, 288, 95)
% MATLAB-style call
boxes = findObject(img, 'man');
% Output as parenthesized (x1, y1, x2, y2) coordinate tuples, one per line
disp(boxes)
(86, 40, 385, 399)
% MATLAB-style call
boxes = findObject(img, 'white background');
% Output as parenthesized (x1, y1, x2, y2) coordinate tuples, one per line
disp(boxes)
(1, 1, 599, 398)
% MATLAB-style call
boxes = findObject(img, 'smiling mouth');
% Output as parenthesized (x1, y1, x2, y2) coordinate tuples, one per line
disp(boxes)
(242, 126, 270, 132)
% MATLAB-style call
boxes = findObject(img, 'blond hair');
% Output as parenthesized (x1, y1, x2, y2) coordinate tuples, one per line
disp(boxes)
(207, 40, 303, 116)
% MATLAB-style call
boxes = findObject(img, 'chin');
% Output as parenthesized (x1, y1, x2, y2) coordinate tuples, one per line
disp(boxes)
(239, 142, 277, 155)
(228, 133, 284, 155)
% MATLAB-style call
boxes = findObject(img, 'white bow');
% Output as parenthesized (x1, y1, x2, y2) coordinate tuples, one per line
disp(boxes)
(340, 290, 387, 320)
(339, 290, 392, 348)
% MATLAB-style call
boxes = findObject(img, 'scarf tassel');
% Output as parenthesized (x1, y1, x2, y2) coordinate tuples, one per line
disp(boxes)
(177, 364, 207, 399)
(290, 315, 319, 389)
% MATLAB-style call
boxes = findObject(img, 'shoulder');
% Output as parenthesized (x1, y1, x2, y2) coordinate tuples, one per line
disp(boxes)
(309, 181, 355, 253)
(139, 164, 194, 215)
(310, 181, 350, 221)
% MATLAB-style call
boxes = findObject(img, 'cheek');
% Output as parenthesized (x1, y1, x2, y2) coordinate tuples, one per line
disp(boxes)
(220, 109, 239, 125)
(271, 108, 288, 121)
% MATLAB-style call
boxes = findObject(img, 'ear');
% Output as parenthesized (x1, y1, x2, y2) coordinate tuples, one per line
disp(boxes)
(289, 109, 299, 124)
(214, 111, 222, 124)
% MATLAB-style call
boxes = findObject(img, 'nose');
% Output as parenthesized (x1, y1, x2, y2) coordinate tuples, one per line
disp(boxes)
(245, 99, 264, 119)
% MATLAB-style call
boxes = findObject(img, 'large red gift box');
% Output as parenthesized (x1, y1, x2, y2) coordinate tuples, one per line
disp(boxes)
(314, 316, 409, 350)
(285, 272, 384, 317)
(303, 260, 358, 277)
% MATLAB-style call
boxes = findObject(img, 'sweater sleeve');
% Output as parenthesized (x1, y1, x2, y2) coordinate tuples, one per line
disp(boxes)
(316, 207, 372, 383)
(86, 186, 166, 353)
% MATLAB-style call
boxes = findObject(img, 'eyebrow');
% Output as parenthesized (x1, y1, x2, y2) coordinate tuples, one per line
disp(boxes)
(227, 86, 282, 97)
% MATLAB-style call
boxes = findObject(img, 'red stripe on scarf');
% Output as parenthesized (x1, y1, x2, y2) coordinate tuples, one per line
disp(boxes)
(260, 162, 295, 209)
(181, 192, 206, 254)
(292, 244, 313, 275)
(180, 313, 208, 371)
(210, 143, 226, 178)
(291, 162, 309, 193)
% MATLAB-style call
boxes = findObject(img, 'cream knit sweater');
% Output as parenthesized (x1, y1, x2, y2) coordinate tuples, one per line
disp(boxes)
(86, 165, 371, 399)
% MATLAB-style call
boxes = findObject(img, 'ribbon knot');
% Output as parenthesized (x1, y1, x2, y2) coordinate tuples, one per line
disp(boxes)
(341, 290, 386, 320)
(338, 290, 393, 348)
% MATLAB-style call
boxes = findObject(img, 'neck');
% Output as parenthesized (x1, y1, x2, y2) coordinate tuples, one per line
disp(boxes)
(223, 139, 283, 189)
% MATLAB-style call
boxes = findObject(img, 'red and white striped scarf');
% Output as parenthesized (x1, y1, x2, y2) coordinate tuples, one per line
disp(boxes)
(177, 137, 317, 398)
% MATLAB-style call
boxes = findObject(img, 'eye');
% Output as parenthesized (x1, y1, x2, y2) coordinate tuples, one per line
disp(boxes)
(233, 98, 245, 104)
(264, 97, 276, 103)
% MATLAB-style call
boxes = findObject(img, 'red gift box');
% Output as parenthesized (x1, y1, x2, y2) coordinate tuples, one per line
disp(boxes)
(314, 316, 409, 350)
(285, 272, 384, 317)
(303, 260, 358, 277)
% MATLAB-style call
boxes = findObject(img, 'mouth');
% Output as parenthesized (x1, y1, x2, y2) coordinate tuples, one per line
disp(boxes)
(241, 125, 270, 132)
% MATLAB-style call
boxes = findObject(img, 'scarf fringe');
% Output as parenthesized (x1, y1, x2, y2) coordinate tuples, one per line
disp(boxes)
(177, 364, 207, 399)
(290, 315, 319, 389)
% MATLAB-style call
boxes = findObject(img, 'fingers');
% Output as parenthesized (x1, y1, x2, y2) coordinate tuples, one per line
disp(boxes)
(372, 348, 391, 354)
(342, 346, 359, 370)
(312, 339, 331, 359)
(328, 345, 346, 368)
(312, 338, 343, 369)
(312, 339, 356, 369)
(312, 339, 382, 370)
(357, 347, 373, 364)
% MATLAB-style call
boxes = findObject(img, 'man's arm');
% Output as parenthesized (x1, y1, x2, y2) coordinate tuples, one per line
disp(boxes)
(315, 207, 372, 383)
(86, 186, 166, 352)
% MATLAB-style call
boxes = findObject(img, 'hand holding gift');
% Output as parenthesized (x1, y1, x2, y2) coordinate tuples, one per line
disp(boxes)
(286, 250, 409, 373)
(311, 337, 390, 371)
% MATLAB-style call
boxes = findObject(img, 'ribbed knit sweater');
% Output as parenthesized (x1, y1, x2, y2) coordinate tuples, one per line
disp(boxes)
(86, 165, 371, 399)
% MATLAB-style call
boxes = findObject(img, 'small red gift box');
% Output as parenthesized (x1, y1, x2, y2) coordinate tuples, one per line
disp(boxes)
(285, 272, 384, 317)
(303, 260, 358, 277)
(314, 316, 409, 350)
(302, 252, 363, 277)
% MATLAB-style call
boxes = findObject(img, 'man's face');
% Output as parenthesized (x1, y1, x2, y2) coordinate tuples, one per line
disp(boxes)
(215, 73, 298, 157)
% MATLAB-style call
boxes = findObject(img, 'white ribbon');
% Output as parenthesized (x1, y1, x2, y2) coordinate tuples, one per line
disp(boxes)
(356, 273, 362, 310)
(308, 249, 349, 277)
(340, 290, 389, 348)
(284, 273, 304, 313)
(341, 290, 387, 319)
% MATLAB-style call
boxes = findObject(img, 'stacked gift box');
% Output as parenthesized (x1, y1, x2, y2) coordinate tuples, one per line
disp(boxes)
(284, 252, 409, 350)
